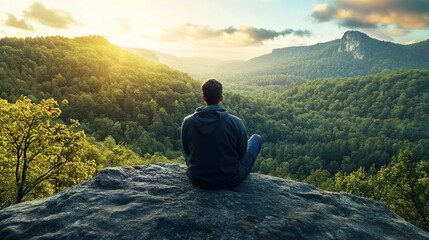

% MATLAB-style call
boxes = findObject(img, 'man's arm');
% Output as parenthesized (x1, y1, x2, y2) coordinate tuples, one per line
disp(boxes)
(237, 119, 248, 159)
(181, 118, 191, 166)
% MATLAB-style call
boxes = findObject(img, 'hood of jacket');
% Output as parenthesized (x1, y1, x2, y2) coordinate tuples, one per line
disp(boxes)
(192, 105, 228, 135)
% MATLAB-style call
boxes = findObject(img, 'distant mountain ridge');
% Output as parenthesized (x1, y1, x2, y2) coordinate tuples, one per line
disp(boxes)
(223, 31, 429, 79)
(126, 31, 429, 79)
(125, 47, 160, 63)
(126, 48, 227, 76)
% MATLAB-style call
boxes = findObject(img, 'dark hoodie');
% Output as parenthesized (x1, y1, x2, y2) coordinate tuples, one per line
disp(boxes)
(181, 104, 247, 189)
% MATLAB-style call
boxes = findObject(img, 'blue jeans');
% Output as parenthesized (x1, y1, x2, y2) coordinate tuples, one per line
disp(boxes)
(238, 134, 262, 181)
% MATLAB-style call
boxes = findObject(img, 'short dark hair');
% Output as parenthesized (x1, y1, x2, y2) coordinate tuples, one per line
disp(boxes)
(201, 79, 222, 105)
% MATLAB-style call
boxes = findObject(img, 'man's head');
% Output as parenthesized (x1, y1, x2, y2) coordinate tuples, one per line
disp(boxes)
(201, 79, 223, 105)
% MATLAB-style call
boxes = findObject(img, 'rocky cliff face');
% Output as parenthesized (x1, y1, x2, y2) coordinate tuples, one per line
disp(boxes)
(338, 31, 372, 60)
(0, 163, 428, 240)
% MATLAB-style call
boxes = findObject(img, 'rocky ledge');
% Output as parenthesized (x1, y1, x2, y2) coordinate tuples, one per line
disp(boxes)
(0, 163, 428, 240)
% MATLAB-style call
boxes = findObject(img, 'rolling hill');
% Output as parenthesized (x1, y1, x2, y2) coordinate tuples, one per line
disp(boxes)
(126, 47, 228, 76)
(126, 31, 429, 83)
(222, 31, 429, 79)
(0, 36, 201, 156)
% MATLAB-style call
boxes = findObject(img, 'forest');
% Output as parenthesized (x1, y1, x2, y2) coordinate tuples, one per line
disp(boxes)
(0, 36, 201, 157)
(225, 70, 429, 179)
(0, 36, 428, 231)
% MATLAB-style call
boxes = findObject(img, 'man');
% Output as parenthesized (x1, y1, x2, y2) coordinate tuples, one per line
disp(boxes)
(181, 79, 262, 189)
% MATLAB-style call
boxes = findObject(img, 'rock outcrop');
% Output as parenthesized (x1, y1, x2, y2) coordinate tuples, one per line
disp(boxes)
(0, 163, 428, 239)
(338, 31, 372, 60)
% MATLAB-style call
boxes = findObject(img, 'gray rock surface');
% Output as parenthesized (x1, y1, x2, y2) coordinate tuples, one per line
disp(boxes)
(0, 163, 428, 240)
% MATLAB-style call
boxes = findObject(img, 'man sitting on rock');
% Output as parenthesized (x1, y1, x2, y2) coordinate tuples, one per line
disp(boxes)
(181, 79, 262, 189)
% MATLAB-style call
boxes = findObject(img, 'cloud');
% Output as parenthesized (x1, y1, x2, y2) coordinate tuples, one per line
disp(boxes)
(341, 19, 378, 29)
(312, 0, 429, 30)
(23, 2, 76, 29)
(5, 14, 34, 30)
(162, 24, 224, 41)
(161, 24, 311, 46)
(293, 29, 312, 37)
(312, 3, 337, 22)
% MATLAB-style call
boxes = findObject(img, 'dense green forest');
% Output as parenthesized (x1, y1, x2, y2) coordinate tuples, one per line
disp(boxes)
(0, 36, 428, 230)
(0, 36, 201, 157)
(225, 70, 429, 179)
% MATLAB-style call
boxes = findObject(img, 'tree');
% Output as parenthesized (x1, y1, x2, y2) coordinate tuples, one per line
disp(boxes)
(330, 150, 429, 231)
(333, 166, 376, 198)
(378, 150, 429, 231)
(0, 97, 95, 206)
(304, 168, 331, 189)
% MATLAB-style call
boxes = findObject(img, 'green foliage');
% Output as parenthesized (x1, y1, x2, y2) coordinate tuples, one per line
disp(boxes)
(304, 169, 332, 190)
(330, 150, 429, 231)
(378, 150, 429, 231)
(0, 36, 201, 157)
(0, 97, 96, 207)
(224, 70, 429, 181)
(84, 136, 184, 169)
(0, 97, 184, 209)
(84, 136, 145, 169)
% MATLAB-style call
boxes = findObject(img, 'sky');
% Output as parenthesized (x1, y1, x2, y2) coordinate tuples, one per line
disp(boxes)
(1, 0, 429, 61)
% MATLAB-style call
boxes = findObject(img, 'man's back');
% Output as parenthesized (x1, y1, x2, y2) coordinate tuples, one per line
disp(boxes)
(181, 78, 261, 189)
(181, 104, 247, 189)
